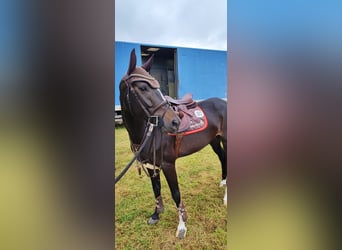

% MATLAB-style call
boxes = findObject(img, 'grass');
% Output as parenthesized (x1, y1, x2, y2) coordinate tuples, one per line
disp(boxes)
(115, 126, 227, 249)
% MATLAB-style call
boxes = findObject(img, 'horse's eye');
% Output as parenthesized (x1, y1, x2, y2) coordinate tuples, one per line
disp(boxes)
(139, 86, 148, 91)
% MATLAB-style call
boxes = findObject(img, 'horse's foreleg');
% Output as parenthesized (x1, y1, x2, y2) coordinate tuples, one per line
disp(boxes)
(163, 163, 187, 239)
(147, 168, 164, 225)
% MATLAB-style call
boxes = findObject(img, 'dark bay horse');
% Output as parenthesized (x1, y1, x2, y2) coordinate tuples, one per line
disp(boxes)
(118, 49, 227, 238)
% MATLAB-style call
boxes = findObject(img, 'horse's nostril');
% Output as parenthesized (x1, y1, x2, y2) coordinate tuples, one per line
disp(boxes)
(172, 119, 180, 128)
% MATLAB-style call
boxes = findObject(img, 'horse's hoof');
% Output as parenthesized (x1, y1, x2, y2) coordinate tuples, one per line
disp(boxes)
(176, 228, 187, 239)
(147, 217, 159, 225)
(223, 199, 227, 207)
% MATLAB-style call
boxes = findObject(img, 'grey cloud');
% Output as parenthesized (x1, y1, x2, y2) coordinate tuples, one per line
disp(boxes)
(115, 0, 227, 50)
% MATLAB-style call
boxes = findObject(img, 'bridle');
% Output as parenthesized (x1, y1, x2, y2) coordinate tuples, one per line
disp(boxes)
(123, 73, 171, 125)
(117, 72, 174, 181)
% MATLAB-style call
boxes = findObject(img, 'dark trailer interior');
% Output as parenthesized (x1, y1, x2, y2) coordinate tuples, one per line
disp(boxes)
(141, 46, 178, 99)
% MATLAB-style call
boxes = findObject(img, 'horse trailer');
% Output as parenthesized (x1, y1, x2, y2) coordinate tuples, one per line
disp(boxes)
(115, 41, 227, 123)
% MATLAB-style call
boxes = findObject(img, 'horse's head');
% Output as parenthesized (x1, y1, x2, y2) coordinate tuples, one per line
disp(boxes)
(120, 49, 180, 133)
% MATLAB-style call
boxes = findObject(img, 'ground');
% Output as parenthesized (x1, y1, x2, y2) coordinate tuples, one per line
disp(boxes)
(114, 126, 227, 249)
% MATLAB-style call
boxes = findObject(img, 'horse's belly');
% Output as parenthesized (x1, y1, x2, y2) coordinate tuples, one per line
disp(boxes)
(177, 136, 210, 158)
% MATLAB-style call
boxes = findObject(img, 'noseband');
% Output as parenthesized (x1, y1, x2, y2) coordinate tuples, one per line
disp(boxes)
(123, 73, 170, 126)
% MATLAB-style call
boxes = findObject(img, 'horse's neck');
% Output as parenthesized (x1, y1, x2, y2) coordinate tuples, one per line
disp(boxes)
(124, 112, 147, 145)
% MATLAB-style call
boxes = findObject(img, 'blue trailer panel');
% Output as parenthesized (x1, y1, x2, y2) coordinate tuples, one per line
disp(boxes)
(115, 41, 227, 108)
(177, 48, 227, 100)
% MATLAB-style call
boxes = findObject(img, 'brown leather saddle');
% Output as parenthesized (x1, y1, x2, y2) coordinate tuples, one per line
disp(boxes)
(165, 93, 196, 107)
(165, 94, 204, 133)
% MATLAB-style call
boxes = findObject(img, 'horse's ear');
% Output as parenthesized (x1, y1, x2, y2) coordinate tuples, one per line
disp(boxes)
(142, 54, 154, 73)
(127, 49, 136, 75)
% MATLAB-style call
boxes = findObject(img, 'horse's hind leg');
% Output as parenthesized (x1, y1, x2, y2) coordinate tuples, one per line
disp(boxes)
(211, 136, 227, 206)
(162, 162, 187, 239)
(210, 136, 227, 183)
(147, 168, 165, 225)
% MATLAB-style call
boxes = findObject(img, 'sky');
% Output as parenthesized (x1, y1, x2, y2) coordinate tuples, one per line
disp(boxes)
(115, 0, 227, 51)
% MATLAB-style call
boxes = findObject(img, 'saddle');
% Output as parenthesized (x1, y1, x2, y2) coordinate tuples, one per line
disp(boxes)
(165, 93, 196, 107)
(165, 94, 205, 133)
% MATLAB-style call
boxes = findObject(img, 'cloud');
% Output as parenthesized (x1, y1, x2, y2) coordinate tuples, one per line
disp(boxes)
(115, 0, 227, 50)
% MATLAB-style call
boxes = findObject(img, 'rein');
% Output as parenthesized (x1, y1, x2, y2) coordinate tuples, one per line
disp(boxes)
(135, 123, 163, 179)
(115, 120, 158, 184)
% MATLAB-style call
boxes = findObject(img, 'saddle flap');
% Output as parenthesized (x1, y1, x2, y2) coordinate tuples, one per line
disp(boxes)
(170, 106, 207, 134)
(177, 112, 191, 132)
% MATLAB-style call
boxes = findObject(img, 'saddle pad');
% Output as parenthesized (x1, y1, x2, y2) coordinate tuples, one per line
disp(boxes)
(169, 106, 208, 136)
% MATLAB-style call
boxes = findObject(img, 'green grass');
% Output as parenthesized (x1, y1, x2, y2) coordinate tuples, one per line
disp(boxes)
(115, 126, 227, 249)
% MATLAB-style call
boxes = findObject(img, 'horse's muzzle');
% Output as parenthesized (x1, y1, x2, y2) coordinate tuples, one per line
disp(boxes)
(155, 105, 181, 133)
(162, 112, 180, 133)
(171, 118, 180, 132)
